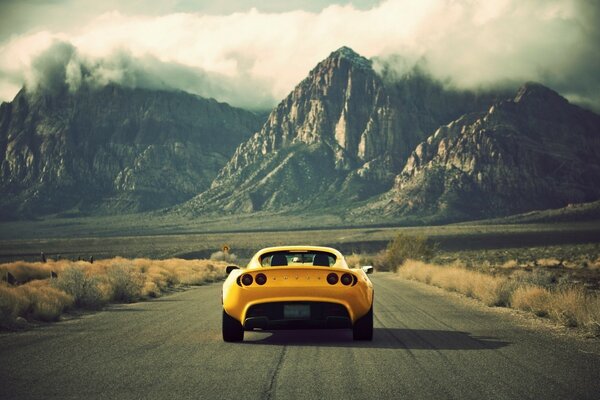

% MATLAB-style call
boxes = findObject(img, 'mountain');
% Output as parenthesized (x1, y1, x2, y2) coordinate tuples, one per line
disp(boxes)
(178, 47, 505, 215)
(0, 84, 262, 219)
(361, 83, 600, 223)
(4, 46, 598, 225)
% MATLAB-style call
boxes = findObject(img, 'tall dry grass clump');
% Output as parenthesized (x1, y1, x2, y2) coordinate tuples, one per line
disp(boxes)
(547, 287, 598, 329)
(0, 257, 228, 328)
(510, 286, 552, 316)
(0, 280, 73, 325)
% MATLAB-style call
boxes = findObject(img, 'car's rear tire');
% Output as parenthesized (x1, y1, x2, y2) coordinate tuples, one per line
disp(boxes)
(222, 310, 244, 342)
(353, 305, 373, 341)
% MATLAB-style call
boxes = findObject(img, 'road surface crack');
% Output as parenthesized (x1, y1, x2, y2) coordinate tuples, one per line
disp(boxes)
(265, 346, 287, 400)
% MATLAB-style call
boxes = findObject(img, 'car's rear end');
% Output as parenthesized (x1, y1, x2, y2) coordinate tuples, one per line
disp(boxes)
(224, 266, 372, 330)
(221, 246, 374, 342)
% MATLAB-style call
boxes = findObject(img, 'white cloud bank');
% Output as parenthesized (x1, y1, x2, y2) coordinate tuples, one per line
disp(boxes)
(0, 0, 598, 111)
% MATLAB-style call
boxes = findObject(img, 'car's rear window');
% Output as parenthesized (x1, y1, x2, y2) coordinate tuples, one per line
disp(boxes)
(260, 251, 336, 267)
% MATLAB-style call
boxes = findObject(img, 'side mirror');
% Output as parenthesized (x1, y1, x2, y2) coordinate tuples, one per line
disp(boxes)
(226, 266, 240, 274)
(361, 265, 373, 275)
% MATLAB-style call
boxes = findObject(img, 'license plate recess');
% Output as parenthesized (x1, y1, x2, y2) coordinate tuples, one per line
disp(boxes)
(284, 304, 310, 319)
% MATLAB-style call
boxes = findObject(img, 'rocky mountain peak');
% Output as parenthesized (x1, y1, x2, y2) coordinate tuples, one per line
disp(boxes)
(513, 81, 568, 112)
(179, 48, 506, 216)
(212, 46, 385, 180)
(514, 82, 561, 101)
(323, 46, 372, 70)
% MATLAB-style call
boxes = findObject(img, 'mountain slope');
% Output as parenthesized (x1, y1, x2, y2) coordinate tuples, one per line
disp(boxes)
(363, 83, 600, 223)
(0, 84, 262, 219)
(179, 47, 504, 215)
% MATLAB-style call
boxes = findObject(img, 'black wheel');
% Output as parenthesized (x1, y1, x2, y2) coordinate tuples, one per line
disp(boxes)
(353, 305, 373, 341)
(222, 310, 244, 342)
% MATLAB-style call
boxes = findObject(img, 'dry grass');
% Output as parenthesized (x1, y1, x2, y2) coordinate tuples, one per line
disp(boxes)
(399, 260, 510, 306)
(0, 280, 74, 324)
(346, 253, 375, 269)
(536, 258, 562, 267)
(511, 286, 553, 317)
(398, 259, 600, 335)
(499, 259, 519, 269)
(512, 285, 600, 333)
(588, 258, 600, 271)
(0, 257, 227, 328)
(0, 261, 56, 283)
(351, 251, 388, 271)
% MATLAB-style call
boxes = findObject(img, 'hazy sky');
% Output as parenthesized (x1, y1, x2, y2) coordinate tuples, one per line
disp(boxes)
(0, 0, 598, 111)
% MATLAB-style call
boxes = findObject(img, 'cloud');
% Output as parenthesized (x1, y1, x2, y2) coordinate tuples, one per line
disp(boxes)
(17, 41, 277, 110)
(0, 0, 599, 111)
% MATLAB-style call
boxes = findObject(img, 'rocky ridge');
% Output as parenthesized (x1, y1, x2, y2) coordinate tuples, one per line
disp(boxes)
(363, 83, 600, 222)
(0, 84, 262, 219)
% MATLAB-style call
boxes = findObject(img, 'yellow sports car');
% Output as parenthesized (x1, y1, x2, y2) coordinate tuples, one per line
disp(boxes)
(222, 245, 374, 342)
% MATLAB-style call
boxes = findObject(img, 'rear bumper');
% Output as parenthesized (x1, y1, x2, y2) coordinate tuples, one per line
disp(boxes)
(243, 301, 352, 330)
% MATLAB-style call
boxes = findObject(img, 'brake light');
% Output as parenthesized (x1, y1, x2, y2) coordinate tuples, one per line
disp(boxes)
(241, 274, 253, 286)
(341, 273, 353, 286)
(327, 273, 338, 285)
(255, 273, 267, 285)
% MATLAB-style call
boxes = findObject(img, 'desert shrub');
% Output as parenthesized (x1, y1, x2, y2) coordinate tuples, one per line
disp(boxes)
(0, 281, 73, 324)
(142, 281, 161, 298)
(105, 265, 145, 303)
(364, 251, 388, 272)
(344, 253, 363, 268)
(511, 286, 552, 316)
(52, 266, 106, 309)
(20, 280, 73, 321)
(0, 282, 28, 326)
(179, 262, 221, 285)
(547, 287, 589, 328)
(397, 260, 435, 284)
(346, 253, 382, 270)
(385, 234, 435, 271)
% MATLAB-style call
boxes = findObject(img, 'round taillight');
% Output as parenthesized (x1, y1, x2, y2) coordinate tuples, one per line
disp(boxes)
(327, 273, 338, 285)
(255, 273, 267, 285)
(341, 273, 353, 286)
(241, 274, 253, 286)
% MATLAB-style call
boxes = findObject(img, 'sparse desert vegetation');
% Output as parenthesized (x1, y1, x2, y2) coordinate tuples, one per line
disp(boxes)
(396, 256, 600, 336)
(370, 232, 600, 335)
(0, 257, 227, 328)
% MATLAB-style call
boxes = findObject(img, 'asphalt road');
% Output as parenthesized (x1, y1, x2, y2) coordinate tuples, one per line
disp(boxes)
(1, 273, 599, 400)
